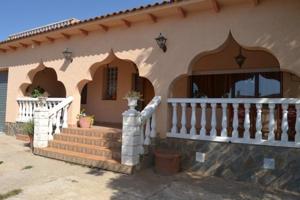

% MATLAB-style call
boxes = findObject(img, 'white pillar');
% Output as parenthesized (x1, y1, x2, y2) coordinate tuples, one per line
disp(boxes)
(210, 103, 217, 137)
(180, 103, 187, 134)
(255, 103, 263, 141)
(221, 103, 227, 137)
(121, 108, 141, 166)
(190, 103, 197, 135)
(171, 103, 178, 134)
(200, 103, 206, 136)
(232, 103, 239, 139)
(244, 103, 251, 139)
(33, 98, 49, 148)
(281, 104, 289, 142)
(268, 103, 275, 141)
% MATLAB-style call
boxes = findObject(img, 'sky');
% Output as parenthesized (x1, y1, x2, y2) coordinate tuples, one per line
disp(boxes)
(0, 0, 162, 41)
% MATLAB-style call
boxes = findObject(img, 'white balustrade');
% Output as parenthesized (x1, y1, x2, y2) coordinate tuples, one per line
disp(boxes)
(16, 97, 65, 122)
(168, 98, 300, 148)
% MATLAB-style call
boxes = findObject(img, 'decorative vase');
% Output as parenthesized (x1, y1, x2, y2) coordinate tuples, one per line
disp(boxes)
(127, 98, 138, 110)
(79, 117, 92, 128)
(37, 96, 47, 108)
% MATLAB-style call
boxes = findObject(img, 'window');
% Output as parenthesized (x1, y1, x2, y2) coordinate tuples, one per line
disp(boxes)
(103, 67, 118, 100)
(191, 72, 282, 98)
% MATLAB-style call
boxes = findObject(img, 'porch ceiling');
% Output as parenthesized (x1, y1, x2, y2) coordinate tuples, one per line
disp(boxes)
(0, 0, 260, 54)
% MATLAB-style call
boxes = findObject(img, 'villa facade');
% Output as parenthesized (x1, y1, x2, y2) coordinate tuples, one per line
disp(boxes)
(1, 0, 300, 193)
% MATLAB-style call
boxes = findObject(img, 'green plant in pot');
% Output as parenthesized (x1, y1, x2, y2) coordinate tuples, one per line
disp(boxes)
(22, 121, 34, 151)
(77, 109, 94, 128)
(31, 86, 45, 98)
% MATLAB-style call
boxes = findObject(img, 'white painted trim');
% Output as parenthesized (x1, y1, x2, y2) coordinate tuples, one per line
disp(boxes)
(167, 132, 300, 148)
(168, 98, 300, 104)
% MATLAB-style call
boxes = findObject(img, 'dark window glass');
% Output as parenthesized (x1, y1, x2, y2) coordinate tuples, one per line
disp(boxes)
(104, 67, 118, 100)
(191, 72, 281, 98)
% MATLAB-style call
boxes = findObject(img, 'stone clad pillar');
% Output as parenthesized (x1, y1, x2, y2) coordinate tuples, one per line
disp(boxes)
(121, 106, 141, 166)
(33, 97, 49, 148)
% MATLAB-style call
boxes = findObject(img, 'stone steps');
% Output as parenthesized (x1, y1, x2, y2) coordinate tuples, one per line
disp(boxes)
(34, 147, 133, 174)
(33, 127, 134, 174)
(48, 140, 121, 161)
(53, 134, 122, 148)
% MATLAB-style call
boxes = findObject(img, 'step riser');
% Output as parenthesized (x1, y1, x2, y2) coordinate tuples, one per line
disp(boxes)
(54, 135, 121, 148)
(34, 148, 133, 174)
(62, 128, 121, 139)
(48, 142, 121, 161)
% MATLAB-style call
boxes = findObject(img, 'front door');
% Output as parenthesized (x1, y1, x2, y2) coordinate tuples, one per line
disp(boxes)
(0, 71, 8, 133)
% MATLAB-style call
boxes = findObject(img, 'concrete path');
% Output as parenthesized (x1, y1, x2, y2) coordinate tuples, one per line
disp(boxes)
(0, 134, 299, 200)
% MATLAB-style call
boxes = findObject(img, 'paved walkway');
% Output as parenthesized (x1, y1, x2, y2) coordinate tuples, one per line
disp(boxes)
(0, 134, 299, 200)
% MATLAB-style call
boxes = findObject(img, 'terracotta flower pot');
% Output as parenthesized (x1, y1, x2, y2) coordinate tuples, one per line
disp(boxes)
(154, 149, 181, 175)
(79, 117, 92, 128)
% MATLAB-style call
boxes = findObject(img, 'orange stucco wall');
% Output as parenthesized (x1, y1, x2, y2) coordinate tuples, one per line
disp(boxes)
(1, 0, 300, 137)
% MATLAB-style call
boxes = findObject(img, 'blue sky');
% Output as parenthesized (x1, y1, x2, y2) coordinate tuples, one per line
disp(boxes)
(0, 0, 162, 41)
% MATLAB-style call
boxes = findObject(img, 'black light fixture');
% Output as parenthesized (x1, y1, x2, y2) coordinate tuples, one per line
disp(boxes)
(235, 46, 246, 68)
(155, 33, 167, 52)
(62, 48, 73, 62)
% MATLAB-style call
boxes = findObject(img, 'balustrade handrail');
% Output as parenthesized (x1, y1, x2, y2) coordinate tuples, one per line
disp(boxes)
(140, 96, 162, 124)
(17, 97, 65, 102)
(48, 96, 74, 117)
(168, 98, 300, 104)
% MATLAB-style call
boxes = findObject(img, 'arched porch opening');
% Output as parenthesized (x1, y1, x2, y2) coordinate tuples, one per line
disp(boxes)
(78, 51, 154, 126)
(168, 32, 300, 141)
(21, 67, 66, 98)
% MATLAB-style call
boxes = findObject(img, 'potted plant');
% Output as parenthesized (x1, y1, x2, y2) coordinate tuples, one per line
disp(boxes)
(77, 109, 94, 128)
(22, 121, 34, 151)
(31, 86, 45, 98)
(124, 91, 142, 110)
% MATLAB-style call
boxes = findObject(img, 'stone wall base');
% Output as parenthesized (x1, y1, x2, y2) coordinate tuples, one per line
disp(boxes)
(156, 138, 300, 194)
(5, 122, 25, 136)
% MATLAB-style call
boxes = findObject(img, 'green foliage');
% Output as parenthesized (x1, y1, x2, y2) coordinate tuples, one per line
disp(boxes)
(31, 86, 45, 98)
(0, 161, 3, 165)
(22, 121, 34, 136)
(0, 189, 22, 200)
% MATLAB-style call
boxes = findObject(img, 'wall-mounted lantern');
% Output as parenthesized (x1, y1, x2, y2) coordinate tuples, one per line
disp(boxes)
(235, 46, 246, 68)
(155, 33, 167, 52)
(62, 48, 73, 62)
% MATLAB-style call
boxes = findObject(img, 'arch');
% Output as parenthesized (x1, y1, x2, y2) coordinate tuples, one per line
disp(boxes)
(77, 49, 155, 124)
(188, 31, 280, 75)
(21, 67, 66, 97)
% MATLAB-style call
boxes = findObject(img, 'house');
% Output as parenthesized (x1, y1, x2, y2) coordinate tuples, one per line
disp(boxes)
(1, 0, 300, 193)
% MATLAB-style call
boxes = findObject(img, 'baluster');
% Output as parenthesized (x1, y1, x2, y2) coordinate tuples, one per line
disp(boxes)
(210, 103, 217, 137)
(221, 103, 227, 137)
(180, 103, 187, 134)
(200, 103, 206, 136)
(28, 101, 33, 120)
(244, 103, 250, 139)
(139, 124, 144, 154)
(232, 103, 239, 138)
(48, 116, 53, 140)
(144, 119, 151, 145)
(150, 113, 156, 138)
(295, 104, 300, 143)
(54, 110, 62, 134)
(268, 103, 275, 141)
(17, 101, 22, 121)
(62, 106, 68, 128)
(281, 104, 289, 142)
(255, 103, 263, 141)
(25, 101, 29, 122)
(21, 101, 26, 122)
(190, 103, 196, 135)
(171, 103, 178, 134)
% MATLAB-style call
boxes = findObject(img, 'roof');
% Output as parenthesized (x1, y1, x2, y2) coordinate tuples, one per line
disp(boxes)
(0, 0, 182, 44)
